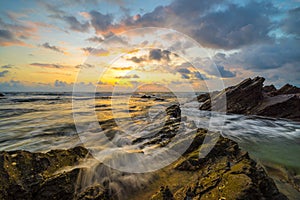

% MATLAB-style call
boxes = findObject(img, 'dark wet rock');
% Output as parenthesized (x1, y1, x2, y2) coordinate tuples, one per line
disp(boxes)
(151, 128, 288, 200)
(0, 146, 89, 200)
(263, 84, 277, 93)
(199, 77, 300, 121)
(0, 93, 4, 97)
(200, 77, 265, 114)
(141, 95, 152, 99)
(132, 104, 181, 145)
(151, 186, 174, 200)
(256, 95, 300, 121)
(272, 84, 300, 95)
(197, 93, 210, 102)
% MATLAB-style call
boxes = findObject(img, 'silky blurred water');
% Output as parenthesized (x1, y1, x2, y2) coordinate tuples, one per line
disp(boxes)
(0, 92, 299, 173)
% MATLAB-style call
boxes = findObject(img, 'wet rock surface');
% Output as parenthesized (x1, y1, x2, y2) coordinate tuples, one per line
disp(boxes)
(0, 146, 89, 200)
(198, 77, 300, 121)
(150, 129, 287, 200)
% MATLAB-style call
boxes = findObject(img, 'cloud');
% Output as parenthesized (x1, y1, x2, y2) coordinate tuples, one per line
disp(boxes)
(111, 66, 132, 70)
(1, 64, 13, 69)
(0, 70, 9, 77)
(86, 36, 104, 43)
(127, 49, 172, 64)
(189, 2, 275, 49)
(194, 71, 209, 80)
(223, 38, 300, 71)
(30, 63, 68, 69)
(149, 49, 170, 61)
(81, 47, 109, 55)
(0, 29, 26, 46)
(0, 16, 43, 46)
(177, 68, 191, 74)
(112, 1, 276, 50)
(216, 66, 236, 78)
(89, 10, 113, 33)
(127, 56, 146, 63)
(115, 74, 140, 79)
(54, 80, 69, 87)
(281, 7, 300, 36)
(75, 63, 95, 68)
(61, 15, 90, 32)
(42, 2, 65, 15)
(40, 42, 64, 53)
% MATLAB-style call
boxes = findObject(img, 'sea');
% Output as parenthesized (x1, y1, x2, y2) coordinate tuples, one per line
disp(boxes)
(0, 92, 299, 197)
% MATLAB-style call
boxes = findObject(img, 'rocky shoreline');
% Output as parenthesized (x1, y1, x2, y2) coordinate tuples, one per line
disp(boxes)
(0, 104, 291, 199)
(198, 77, 300, 121)
(0, 130, 289, 200)
(0, 80, 299, 199)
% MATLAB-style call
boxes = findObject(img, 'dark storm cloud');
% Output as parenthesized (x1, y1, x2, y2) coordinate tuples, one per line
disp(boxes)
(194, 71, 209, 80)
(61, 16, 90, 32)
(127, 56, 146, 63)
(117, 1, 276, 50)
(0, 29, 14, 40)
(89, 10, 113, 32)
(224, 38, 300, 71)
(281, 7, 300, 36)
(177, 68, 191, 74)
(0, 29, 25, 46)
(149, 49, 171, 61)
(190, 2, 276, 49)
(216, 66, 236, 78)
(40, 42, 64, 53)
(0, 70, 9, 77)
(127, 49, 172, 63)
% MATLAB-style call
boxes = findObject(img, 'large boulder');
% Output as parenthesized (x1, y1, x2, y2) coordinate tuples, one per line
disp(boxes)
(272, 84, 300, 95)
(0, 146, 89, 200)
(198, 77, 300, 121)
(200, 77, 265, 114)
(151, 129, 288, 200)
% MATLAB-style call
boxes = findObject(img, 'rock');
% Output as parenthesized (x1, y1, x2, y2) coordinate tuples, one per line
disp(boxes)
(256, 95, 300, 121)
(0, 146, 89, 200)
(263, 85, 277, 93)
(197, 93, 210, 102)
(199, 77, 300, 121)
(151, 186, 174, 200)
(0, 93, 4, 98)
(155, 128, 288, 200)
(200, 77, 265, 114)
(132, 104, 181, 145)
(272, 84, 300, 95)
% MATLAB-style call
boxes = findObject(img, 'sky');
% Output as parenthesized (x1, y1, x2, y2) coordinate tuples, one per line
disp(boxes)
(0, 0, 299, 92)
